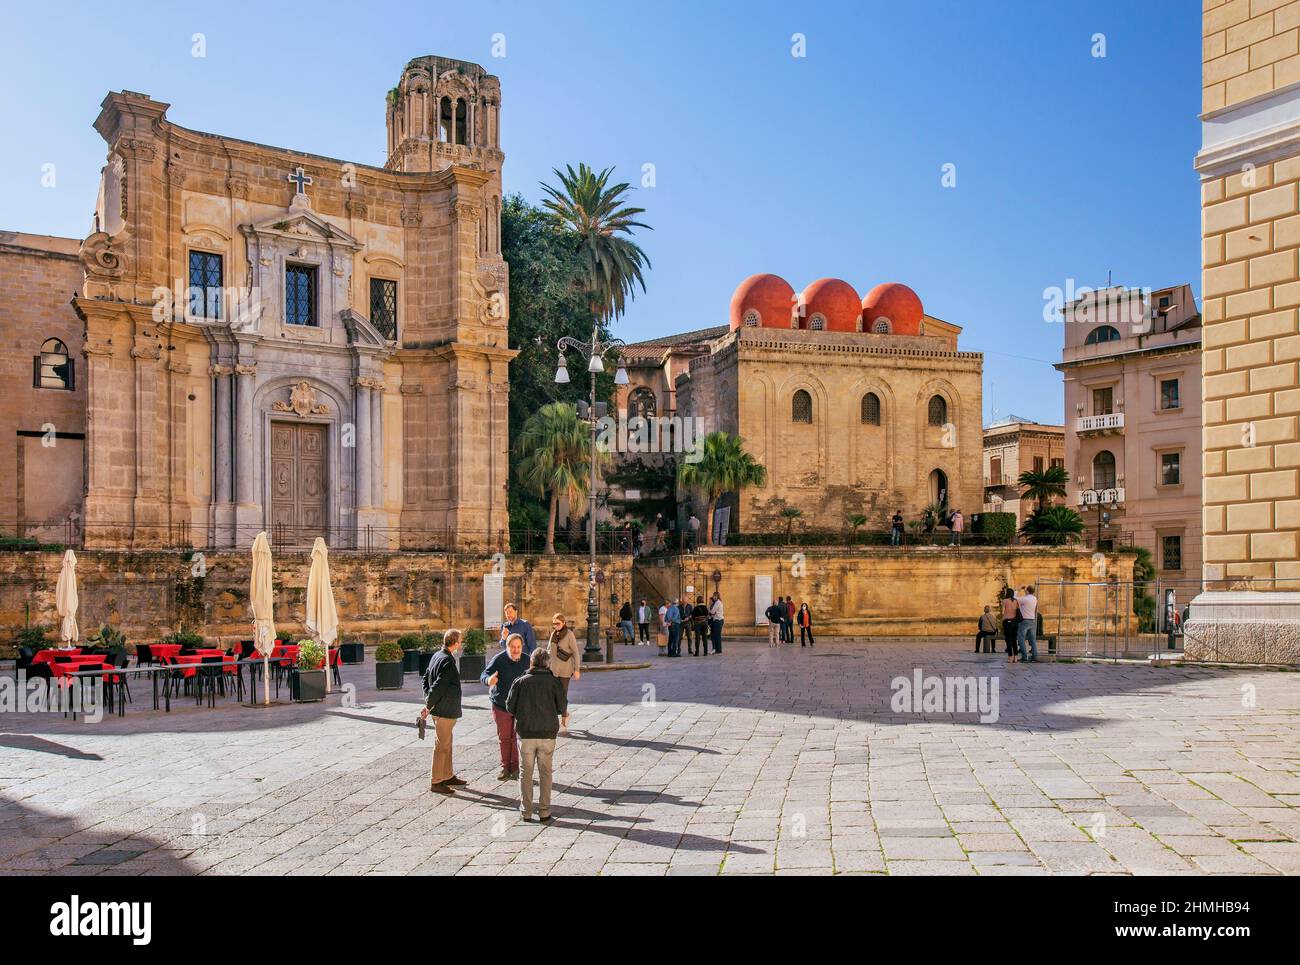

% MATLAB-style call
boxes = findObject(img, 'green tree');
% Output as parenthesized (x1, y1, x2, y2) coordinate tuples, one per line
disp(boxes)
(502, 195, 617, 528)
(1021, 505, 1085, 546)
(1018, 464, 1069, 513)
(513, 403, 592, 554)
(779, 506, 804, 543)
(846, 513, 869, 545)
(540, 163, 651, 322)
(676, 432, 767, 545)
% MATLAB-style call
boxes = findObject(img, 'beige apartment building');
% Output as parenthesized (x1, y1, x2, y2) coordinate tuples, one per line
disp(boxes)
(1194, 0, 1300, 662)
(1055, 284, 1203, 579)
(981, 417, 1065, 526)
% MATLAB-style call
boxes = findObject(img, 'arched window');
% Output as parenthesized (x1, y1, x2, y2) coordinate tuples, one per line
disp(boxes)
(809, 313, 826, 331)
(628, 387, 657, 421)
(1093, 450, 1117, 489)
(454, 97, 468, 144)
(871, 318, 890, 334)
(742, 309, 760, 327)
(1085, 325, 1121, 345)
(792, 389, 813, 424)
(35, 338, 73, 390)
(861, 392, 881, 425)
(928, 395, 947, 427)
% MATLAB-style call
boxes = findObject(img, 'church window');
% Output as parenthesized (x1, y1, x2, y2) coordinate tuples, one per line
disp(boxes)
(742, 309, 760, 327)
(455, 98, 468, 145)
(285, 265, 318, 326)
(792, 389, 813, 424)
(809, 313, 826, 331)
(861, 392, 881, 425)
(872, 318, 890, 334)
(370, 278, 398, 340)
(439, 97, 452, 141)
(35, 338, 73, 390)
(928, 395, 947, 426)
(188, 250, 224, 320)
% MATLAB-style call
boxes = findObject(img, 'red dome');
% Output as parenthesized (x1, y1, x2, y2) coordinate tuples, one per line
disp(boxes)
(729, 273, 796, 331)
(798, 278, 861, 332)
(862, 282, 923, 335)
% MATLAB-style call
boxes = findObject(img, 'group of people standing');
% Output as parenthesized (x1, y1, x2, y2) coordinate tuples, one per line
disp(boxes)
(656, 593, 724, 656)
(418, 604, 580, 822)
(975, 585, 1039, 663)
(764, 596, 814, 647)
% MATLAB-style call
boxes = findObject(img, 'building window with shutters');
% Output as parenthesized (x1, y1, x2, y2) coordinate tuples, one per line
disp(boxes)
(1161, 534, 1182, 571)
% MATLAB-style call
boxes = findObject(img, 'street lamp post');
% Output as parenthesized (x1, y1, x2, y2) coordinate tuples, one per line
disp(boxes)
(555, 324, 627, 664)
(1080, 488, 1119, 549)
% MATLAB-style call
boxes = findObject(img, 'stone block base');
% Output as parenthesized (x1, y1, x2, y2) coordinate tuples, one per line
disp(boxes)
(1184, 591, 1300, 664)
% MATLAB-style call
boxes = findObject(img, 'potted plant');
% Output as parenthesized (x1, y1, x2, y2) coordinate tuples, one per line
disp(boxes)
(90, 624, 127, 663)
(161, 628, 205, 652)
(374, 641, 405, 690)
(416, 631, 441, 676)
(396, 632, 423, 673)
(290, 639, 327, 702)
(459, 628, 488, 680)
(339, 634, 365, 664)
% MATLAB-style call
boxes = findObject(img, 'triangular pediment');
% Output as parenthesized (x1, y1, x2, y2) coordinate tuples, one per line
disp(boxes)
(242, 207, 362, 250)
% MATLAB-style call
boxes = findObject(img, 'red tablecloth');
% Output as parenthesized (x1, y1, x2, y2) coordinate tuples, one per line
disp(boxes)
(151, 644, 182, 660)
(49, 659, 108, 678)
(32, 648, 83, 664)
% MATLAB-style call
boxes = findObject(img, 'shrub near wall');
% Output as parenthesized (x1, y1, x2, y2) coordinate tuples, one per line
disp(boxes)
(972, 512, 1017, 546)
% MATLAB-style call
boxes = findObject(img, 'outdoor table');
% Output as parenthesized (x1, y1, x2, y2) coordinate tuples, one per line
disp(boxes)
(32, 648, 83, 664)
(150, 644, 183, 661)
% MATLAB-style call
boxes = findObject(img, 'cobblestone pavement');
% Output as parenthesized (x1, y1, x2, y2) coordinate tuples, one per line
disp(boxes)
(1, 639, 1299, 875)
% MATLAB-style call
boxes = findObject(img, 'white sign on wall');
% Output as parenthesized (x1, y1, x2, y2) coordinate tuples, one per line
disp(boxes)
(754, 575, 773, 625)
(483, 573, 504, 632)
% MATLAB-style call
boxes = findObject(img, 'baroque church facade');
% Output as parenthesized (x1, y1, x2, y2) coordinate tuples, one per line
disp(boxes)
(5, 55, 513, 550)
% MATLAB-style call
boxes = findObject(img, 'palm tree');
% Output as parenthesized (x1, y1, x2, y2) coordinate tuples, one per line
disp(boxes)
(846, 513, 869, 546)
(779, 506, 803, 543)
(676, 432, 767, 545)
(1021, 505, 1085, 546)
(1018, 464, 1068, 513)
(513, 403, 591, 554)
(540, 163, 651, 321)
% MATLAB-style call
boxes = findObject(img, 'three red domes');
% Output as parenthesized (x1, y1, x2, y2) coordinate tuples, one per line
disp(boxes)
(729, 274, 924, 335)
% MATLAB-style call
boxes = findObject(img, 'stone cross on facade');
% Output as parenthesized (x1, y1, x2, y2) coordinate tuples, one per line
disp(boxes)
(286, 166, 313, 195)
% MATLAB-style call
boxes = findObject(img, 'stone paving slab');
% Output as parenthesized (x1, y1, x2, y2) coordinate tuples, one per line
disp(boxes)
(0, 639, 1298, 875)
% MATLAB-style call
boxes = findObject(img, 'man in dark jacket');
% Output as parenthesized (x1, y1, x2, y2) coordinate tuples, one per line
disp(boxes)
(419, 629, 465, 794)
(505, 648, 567, 822)
(690, 596, 710, 656)
(482, 633, 529, 780)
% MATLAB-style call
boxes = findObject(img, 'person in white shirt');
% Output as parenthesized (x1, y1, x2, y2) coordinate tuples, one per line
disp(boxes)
(1015, 585, 1039, 662)
(708, 593, 724, 654)
(636, 599, 651, 644)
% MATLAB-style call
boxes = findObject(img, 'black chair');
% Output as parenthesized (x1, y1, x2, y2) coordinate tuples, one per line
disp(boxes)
(196, 656, 224, 708)
(15, 647, 33, 670)
(135, 644, 153, 666)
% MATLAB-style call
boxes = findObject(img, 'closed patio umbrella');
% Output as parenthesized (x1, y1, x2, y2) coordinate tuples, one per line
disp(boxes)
(55, 549, 79, 647)
(304, 537, 338, 694)
(250, 531, 276, 705)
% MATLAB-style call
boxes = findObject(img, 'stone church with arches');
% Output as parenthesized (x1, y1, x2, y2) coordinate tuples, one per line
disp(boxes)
(618, 273, 984, 534)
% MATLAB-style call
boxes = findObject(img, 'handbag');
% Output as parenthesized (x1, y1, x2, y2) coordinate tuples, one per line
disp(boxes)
(553, 631, 573, 663)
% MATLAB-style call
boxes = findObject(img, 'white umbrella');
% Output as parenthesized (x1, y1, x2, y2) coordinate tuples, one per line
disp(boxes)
(250, 532, 276, 705)
(304, 537, 339, 693)
(55, 549, 79, 647)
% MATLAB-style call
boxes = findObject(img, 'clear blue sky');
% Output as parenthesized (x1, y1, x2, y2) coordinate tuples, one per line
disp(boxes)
(0, 0, 1200, 424)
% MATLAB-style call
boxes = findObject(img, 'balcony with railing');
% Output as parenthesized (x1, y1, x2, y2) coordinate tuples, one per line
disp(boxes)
(1076, 412, 1124, 434)
(1077, 486, 1125, 506)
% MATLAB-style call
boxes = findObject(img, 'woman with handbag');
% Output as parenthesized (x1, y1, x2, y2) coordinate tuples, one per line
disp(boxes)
(541, 612, 581, 732)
